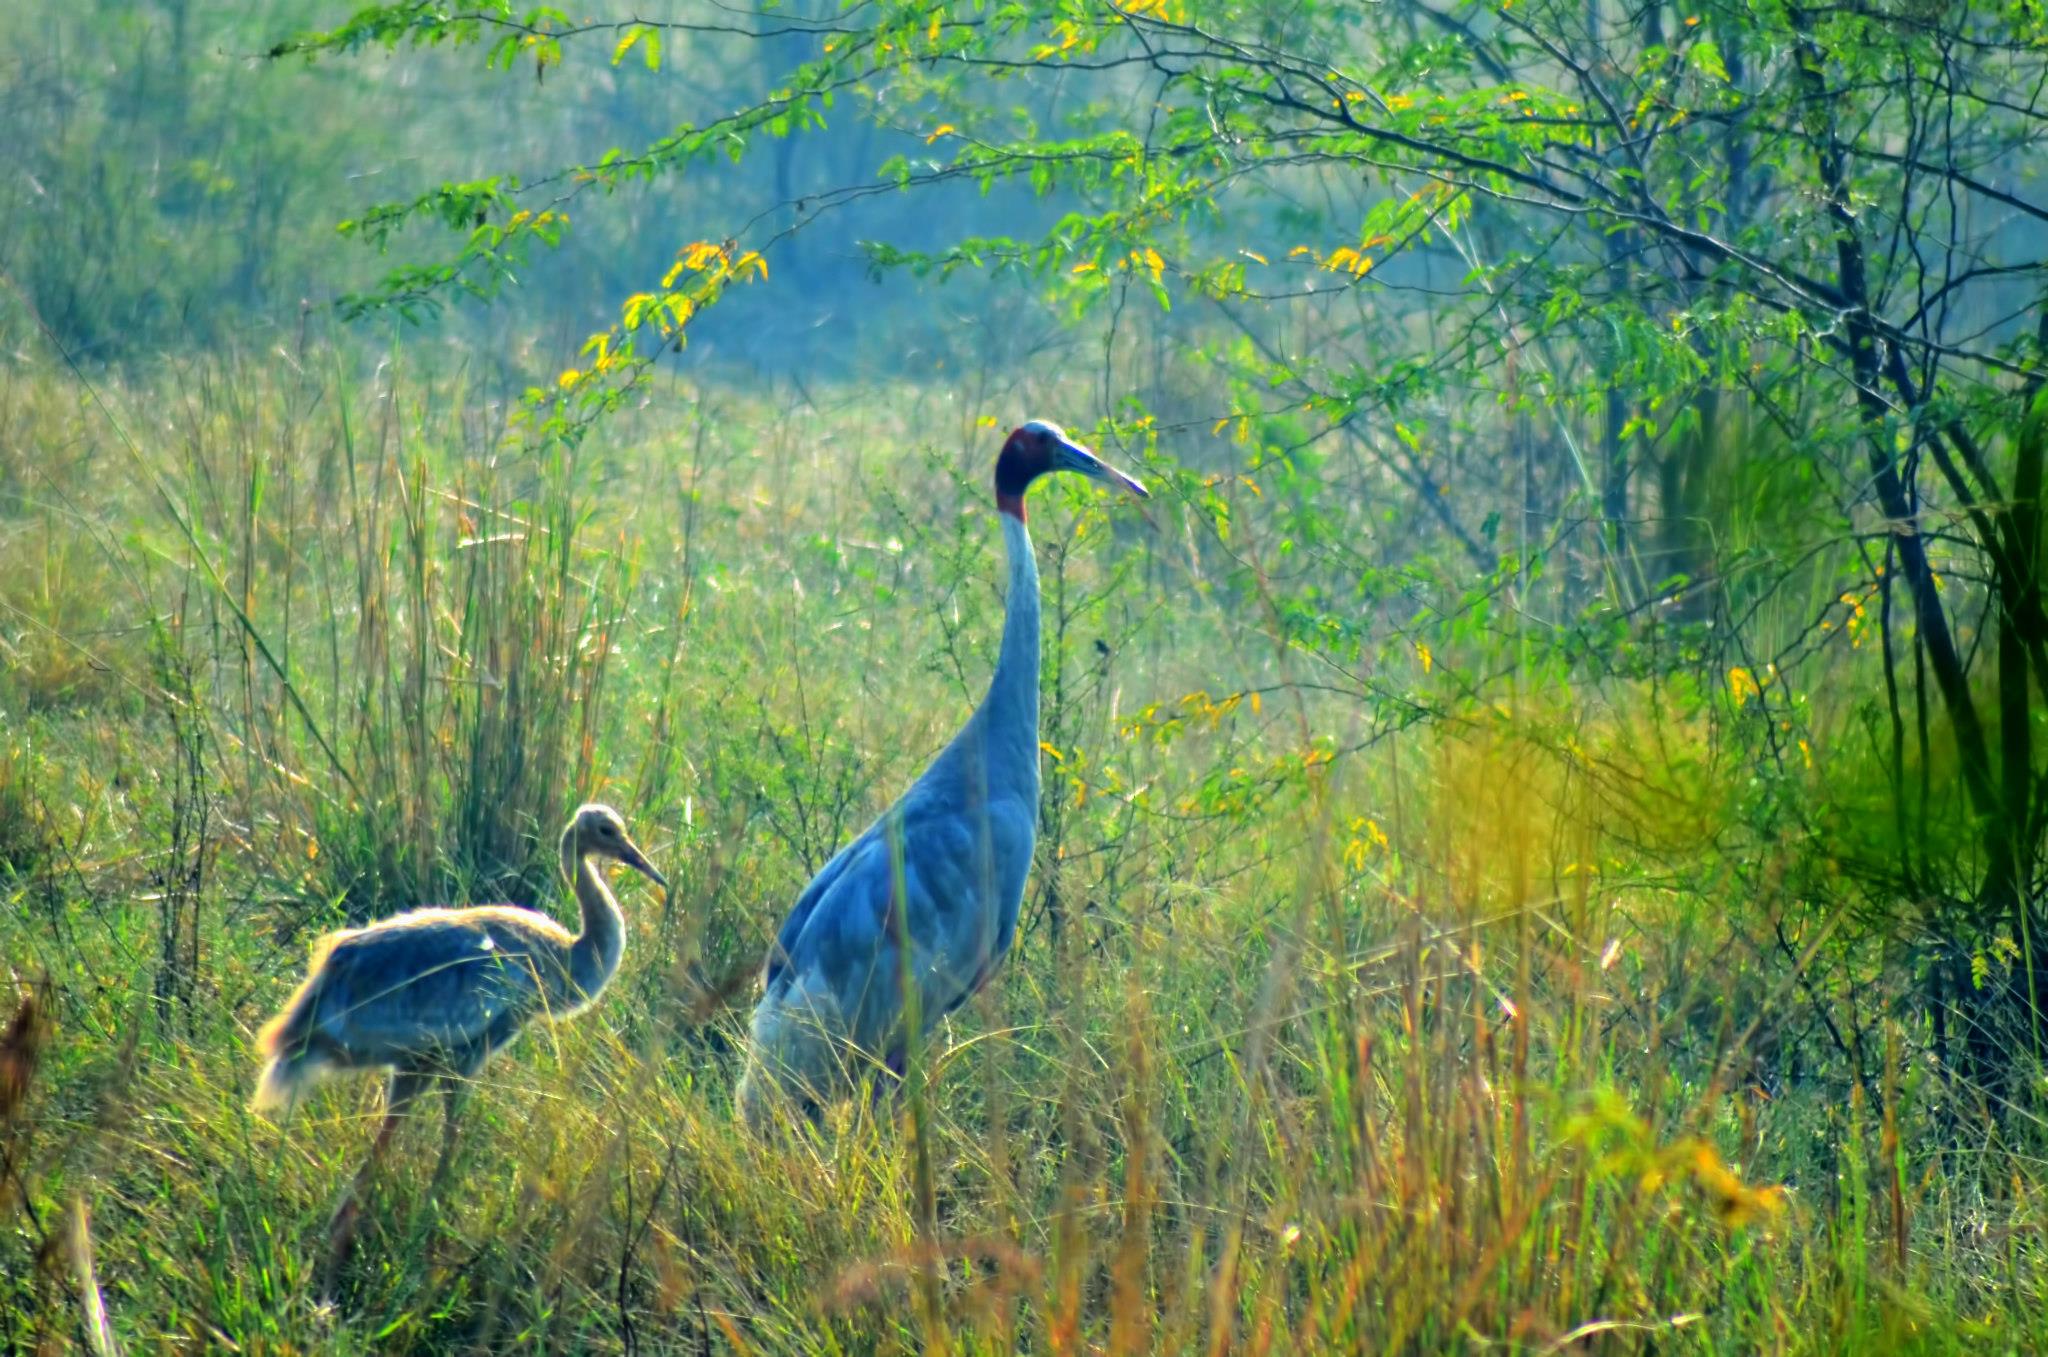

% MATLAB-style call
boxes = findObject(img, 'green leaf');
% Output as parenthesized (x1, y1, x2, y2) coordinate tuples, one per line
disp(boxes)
(1689, 37, 1729, 82)
(611, 23, 663, 70)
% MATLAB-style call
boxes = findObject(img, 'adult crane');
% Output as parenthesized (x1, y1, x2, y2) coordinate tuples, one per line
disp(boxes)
(251, 802, 665, 1284)
(737, 420, 1147, 1128)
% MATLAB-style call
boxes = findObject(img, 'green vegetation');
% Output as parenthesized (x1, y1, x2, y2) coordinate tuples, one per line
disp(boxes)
(3, 0, 2047, 1351)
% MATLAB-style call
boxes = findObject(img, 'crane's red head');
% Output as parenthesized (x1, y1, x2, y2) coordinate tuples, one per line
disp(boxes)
(993, 419, 1149, 521)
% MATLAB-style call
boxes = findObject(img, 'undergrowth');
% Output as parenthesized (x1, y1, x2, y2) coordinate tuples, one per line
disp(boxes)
(0, 344, 2041, 1354)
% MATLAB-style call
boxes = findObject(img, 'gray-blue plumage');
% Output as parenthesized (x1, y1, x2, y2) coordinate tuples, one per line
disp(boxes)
(252, 803, 664, 1127)
(252, 802, 666, 1288)
(737, 420, 1147, 1126)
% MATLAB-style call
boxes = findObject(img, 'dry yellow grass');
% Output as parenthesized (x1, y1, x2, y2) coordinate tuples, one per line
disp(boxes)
(0, 348, 2039, 1353)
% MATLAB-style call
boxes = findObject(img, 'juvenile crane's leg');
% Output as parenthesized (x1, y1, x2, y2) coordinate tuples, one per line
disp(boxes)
(429, 1074, 468, 1191)
(322, 1071, 430, 1297)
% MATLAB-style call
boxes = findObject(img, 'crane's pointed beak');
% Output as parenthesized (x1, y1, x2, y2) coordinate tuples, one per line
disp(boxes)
(1054, 436, 1149, 499)
(618, 841, 667, 889)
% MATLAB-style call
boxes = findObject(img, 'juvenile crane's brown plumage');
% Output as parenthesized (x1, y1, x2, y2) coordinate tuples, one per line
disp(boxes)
(252, 802, 664, 1285)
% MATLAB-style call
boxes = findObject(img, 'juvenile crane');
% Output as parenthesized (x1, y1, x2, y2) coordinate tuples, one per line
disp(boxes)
(252, 803, 664, 1275)
(737, 420, 1147, 1127)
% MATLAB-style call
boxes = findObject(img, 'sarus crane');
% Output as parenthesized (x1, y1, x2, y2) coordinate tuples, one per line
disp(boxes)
(251, 802, 665, 1282)
(737, 420, 1147, 1128)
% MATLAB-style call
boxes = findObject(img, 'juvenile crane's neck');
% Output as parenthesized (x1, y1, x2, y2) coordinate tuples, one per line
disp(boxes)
(560, 825, 626, 1004)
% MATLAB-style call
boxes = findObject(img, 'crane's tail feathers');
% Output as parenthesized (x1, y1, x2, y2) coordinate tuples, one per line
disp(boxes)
(736, 977, 850, 1133)
(250, 1044, 345, 1115)
(254, 1000, 301, 1063)
(251, 936, 345, 1117)
(251, 1054, 309, 1115)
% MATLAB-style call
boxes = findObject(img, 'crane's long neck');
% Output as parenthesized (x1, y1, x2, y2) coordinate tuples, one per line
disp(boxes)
(972, 510, 1043, 783)
(560, 825, 626, 1004)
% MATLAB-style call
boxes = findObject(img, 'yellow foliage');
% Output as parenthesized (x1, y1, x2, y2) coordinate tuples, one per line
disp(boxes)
(1321, 246, 1374, 277)
(1686, 1142, 1787, 1228)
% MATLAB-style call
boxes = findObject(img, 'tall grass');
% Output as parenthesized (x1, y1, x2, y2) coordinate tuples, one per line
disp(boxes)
(0, 341, 2042, 1353)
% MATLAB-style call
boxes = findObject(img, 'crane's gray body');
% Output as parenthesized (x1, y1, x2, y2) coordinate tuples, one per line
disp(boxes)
(738, 421, 1146, 1128)
(256, 904, 605, 1092)
(251, 806, 658, 1116)
(738, 512, 1042, 1121)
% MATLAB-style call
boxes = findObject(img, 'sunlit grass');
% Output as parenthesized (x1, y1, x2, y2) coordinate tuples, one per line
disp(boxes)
(1, 343, 2042, 1353)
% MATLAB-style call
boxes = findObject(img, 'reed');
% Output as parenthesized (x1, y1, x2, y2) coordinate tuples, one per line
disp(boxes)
(0, 345, 2039, 1353)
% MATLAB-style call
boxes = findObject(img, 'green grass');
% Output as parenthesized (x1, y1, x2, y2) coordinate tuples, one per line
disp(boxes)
(1, 342, 2043, 1354)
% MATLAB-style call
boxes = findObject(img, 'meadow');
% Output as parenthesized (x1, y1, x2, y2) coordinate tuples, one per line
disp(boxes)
(0, 334, 2035, 1354)
(4, 0, 2048, 1350)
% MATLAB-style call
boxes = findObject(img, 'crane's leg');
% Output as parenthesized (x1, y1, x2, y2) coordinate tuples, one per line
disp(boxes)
(428, 1074, 468, 1192)
(322, 1070, 429, 1299)
(869, 1044, 908, 1112)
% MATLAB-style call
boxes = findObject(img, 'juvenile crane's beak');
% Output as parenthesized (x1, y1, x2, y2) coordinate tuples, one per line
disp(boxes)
(617, 839, 667, 889)
(1053, 435, 1150, 500)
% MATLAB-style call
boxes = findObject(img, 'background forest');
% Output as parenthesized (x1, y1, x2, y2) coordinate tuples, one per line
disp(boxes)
(2, 0, 2047, 1351)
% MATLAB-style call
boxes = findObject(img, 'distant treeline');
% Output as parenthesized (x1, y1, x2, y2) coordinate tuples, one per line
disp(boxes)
(0, 0, 1061, 376)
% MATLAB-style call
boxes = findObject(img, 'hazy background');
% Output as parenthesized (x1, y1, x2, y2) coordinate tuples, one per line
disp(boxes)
(2, 0, 2046, 1351)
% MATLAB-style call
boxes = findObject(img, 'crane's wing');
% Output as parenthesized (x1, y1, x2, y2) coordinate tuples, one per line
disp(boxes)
(763, 831, 868, 990)
(300, 916, 559, 1068)
(770, 790, 1034, 1051)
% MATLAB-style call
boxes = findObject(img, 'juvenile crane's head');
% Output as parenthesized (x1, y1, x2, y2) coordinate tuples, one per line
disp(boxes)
(569, 803, 667, 887)
(993, 419, 1149, 521)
